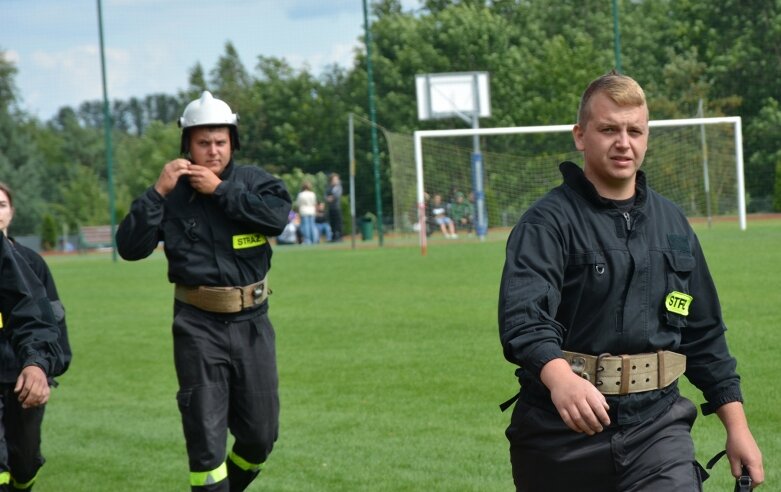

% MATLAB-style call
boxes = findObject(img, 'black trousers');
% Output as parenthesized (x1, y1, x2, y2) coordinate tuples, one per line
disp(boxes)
(328, 207, 342, 240)
(0, 385, 46, 490)
(506, 395, 703, 492)
(172, 305, 279, 492)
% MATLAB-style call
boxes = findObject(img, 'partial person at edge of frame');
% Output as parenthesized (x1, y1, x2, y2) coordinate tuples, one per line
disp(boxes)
(0, 185, 66, 491)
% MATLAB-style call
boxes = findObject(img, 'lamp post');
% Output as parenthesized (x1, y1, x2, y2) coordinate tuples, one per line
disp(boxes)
(96, 0, 117, 261)
(362, 0, 384, 246)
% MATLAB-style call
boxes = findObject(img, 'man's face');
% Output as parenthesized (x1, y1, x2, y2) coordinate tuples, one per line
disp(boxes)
(572, 92, 649, 199)
(188, 126, 232, 176)
(0, 189, 14, 235)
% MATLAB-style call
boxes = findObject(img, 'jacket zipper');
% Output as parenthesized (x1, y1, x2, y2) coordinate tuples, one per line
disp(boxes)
(623, 212, 632, 231)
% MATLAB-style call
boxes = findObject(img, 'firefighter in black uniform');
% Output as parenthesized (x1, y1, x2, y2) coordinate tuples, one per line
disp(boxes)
(116, 91, 291, 492)
(0, 183, 71, 491)
(0, 235, 63, 492)
(498, 72, 764, 490)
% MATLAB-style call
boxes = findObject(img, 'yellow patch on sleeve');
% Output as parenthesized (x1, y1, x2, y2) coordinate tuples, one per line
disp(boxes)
(232, 233, 267, 250)
(0, 312, 3, 329)
(665, 291, 693, 316)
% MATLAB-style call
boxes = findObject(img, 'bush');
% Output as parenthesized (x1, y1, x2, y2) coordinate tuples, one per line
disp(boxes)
(40, 213, 58, 251)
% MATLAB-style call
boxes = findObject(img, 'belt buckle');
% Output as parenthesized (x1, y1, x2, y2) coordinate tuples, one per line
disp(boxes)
(570, 356, 590, 382)
(595, 353, 612, 392)
(252, 283, 264, 300)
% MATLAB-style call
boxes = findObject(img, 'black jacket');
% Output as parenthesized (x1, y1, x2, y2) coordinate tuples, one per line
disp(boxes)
(0, 235, 63, 383)
(12, 240, 72, 374)
(499, 162, 741, 425)
(116, 161, 292, 294)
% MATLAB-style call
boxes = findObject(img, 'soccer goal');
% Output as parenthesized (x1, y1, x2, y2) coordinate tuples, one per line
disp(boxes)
(390, 117, 745, 254)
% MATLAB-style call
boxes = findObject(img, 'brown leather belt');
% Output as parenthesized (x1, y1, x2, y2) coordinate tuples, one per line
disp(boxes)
(174, 278, 269, 314)
(562, 350, 686, 395)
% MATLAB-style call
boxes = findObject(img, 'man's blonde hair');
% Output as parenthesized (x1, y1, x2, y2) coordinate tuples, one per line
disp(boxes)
(577, 70, 647, 127)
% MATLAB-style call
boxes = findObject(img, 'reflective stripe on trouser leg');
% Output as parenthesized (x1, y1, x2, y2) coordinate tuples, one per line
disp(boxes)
(227, 451, 261, 473)
(190, 463, 227, 487)
(172, 307, 231, 491)
(225, 314, 278, 492)
(0, 471, 10, 485)
(10, 471, 39, 490)
(226, 451, 262, 492)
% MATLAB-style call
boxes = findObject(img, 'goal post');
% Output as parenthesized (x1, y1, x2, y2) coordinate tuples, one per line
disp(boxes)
(413, 116, 746, 255)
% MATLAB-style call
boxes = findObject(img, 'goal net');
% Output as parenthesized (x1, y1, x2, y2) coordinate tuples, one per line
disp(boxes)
(384, 117, 745, 252)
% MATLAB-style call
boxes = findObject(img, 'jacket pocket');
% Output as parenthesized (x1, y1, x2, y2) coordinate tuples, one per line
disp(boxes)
(162, 216, 199, 254)
(662, 251, 695, 328)
(564, 251, 608, 299)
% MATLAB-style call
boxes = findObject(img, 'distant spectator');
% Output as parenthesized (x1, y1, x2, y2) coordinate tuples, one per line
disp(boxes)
(325, 173, 343, 242)
(296, 181, 318, 244)
(315, 202, 333, 243)
(277, 210, 300, 245)
(431, 193, 457, 239)
(450, 191, 474, 233)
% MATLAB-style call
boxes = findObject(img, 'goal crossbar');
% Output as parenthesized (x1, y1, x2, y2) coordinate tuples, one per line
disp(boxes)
(413, 117, 746, 254)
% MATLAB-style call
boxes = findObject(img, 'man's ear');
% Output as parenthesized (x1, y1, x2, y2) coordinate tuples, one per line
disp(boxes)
(572, 124, 585, 151)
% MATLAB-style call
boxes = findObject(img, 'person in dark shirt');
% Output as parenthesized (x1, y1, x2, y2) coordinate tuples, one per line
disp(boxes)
(498, 71, 763, 490)
(325, 173, 343, 241)
(0, 182, 70, 491)
(116, 91, 291, 492)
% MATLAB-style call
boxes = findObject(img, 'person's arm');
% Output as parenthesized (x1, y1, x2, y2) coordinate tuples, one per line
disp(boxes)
(500, 219, 610, 433)
(1, 240, 62, 405)
(117, 159, 192, 260)
(214, 168, 292, 236)
(716, 402, 764, 486)
(676, 232, 763, 484)
(14, 244, 72, 376)
(540, 358, 611, 435)
(116, 186, 166, 260)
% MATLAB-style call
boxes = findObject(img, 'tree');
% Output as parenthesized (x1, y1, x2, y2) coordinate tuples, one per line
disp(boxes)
(210, 42, 252, 104)
(0, 52, 46, 235)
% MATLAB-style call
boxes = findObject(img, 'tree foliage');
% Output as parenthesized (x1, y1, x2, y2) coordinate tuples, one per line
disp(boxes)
(0, 0, 780, 235)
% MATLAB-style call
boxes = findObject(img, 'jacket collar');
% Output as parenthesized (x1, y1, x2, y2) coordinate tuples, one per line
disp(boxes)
(219, 159, 235, 179)
(559, 161, 647, 209)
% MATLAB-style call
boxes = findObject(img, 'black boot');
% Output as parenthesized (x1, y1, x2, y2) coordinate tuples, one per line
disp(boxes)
(226, 459, 260, 492)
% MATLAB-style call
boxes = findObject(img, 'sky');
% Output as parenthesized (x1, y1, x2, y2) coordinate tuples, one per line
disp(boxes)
(1, 0, 418, 121)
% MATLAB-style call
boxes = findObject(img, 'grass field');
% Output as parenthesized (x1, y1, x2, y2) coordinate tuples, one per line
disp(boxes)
(34, 218, 780, 491)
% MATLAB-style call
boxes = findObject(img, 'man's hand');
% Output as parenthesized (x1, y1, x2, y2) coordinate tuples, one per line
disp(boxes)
(187, 165, 222, 195)
(717, 401, 764, 487)
(15, 365, 50, 409)
(154, 158, 193, 197)
(541, 358, 611, 435)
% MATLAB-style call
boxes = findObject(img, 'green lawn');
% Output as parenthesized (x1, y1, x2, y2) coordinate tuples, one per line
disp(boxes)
(35, 218, 779, 491)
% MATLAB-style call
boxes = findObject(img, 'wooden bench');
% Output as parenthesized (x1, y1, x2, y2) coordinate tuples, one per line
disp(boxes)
(78, 225, 114, 251)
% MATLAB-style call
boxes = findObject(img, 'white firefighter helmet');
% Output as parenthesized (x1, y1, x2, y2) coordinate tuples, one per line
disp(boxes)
(178, 91, 240, 153)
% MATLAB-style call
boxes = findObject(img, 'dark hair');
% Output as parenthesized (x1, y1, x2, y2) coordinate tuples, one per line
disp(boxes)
(0, 181, 14, 208)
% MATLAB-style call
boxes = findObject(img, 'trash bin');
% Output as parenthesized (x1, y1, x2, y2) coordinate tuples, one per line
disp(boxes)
(359, 217, 374, 241)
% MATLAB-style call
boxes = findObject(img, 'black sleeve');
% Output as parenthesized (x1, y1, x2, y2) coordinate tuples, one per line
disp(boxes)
(678, 232, 742, 415)
(0, 238, 63, 377)
(14, 244, 72, 375)
(213, 168, 292, 237)
(498, 220, 567, 377)
(116, 186, 166, 261)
